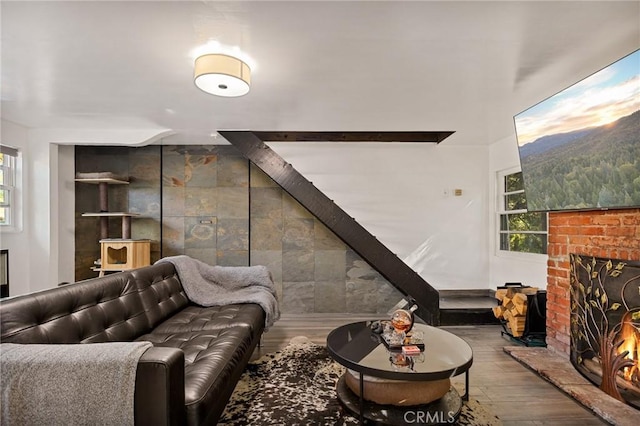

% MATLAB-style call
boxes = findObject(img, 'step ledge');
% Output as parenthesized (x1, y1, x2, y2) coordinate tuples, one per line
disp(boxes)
(439, 289, 494, 298)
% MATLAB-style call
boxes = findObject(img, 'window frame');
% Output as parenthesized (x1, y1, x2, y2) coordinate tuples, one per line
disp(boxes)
(496, 167, 548, 259)
(0, 145, 22, 232)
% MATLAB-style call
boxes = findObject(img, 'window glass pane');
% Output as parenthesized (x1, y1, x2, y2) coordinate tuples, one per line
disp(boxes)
(499, 171, 548, 254)
(505, 192, 527, 210)
(505, 212, 547, 231)
(505, 172, 524, 192)
(0, 153, 4, 166)
(538, 213, 548, 231)
(508, 233, 547, 254)
(0, 207, 6, 225)
(0, 189, 5, 205)
(0, 169, 4, 186)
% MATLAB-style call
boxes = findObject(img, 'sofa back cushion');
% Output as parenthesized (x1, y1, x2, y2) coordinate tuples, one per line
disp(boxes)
(0, 262, 190, 344)
(130, 262, 189, 329)
(0, 272, 150, 343)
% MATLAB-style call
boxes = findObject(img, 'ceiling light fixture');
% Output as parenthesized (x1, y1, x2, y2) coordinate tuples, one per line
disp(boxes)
(194, 54, 251, 97)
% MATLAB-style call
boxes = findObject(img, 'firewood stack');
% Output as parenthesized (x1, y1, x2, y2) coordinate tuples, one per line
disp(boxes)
(493, 287, 538, 337)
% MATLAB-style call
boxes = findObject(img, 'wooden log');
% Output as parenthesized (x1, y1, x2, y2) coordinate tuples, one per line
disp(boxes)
(495, 289, 508, 301)
(513, 292, 528, 306)
(496, 285, 540, 338)
(515, 303, 528, 316)
(509, 316, 526, 337)
(511, 328, 525, 338)
(508, 305, 521, 318)
(512, 316, 526, 328)
(496, 286, 539, 298)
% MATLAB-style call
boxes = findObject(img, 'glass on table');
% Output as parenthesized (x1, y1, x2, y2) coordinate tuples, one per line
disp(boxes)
(391, 309, 413, 344)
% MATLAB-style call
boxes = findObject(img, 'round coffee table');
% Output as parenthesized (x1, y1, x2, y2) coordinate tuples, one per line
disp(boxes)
(327, 321, 473, 425)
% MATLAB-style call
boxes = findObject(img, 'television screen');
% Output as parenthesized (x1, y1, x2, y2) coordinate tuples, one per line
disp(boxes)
(514, 49, 640, 212)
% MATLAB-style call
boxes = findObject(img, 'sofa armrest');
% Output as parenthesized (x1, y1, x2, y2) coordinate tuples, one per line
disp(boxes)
(135, 347, 185, 426)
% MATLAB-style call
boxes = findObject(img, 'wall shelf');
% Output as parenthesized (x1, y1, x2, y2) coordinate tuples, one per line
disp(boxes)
(81, 212, 140, 217)
(74, 177, 130, 185)
(80, 212, 140, 237)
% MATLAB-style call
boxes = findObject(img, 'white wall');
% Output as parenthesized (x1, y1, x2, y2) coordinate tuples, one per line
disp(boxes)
(0, 120, 31, 296)
(57, 145, 75, 285)
(0, 122, 67, 294)
(268, 142, 490, 290)
(27, 134, 56, 292)
(488, 135, 547, 289)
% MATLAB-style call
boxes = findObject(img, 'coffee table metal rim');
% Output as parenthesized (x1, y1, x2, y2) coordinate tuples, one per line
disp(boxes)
(329, 347, 473, 381)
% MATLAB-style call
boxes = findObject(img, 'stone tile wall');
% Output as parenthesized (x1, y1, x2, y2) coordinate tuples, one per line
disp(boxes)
(249, 164, 402, 314)
(75, 146, 403, 313)
(161, 145, 249, 266)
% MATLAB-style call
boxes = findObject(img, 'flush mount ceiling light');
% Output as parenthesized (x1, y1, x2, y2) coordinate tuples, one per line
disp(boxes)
(194, 54, 251, 97)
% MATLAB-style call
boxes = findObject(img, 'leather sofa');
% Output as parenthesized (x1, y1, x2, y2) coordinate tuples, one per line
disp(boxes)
(0, 262, 266, 425)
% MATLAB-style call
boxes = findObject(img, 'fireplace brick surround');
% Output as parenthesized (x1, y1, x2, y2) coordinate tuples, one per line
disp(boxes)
(546, 208, 640, 355)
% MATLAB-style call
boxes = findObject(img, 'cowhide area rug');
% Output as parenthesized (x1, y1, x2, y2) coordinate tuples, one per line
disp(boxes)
(219, 337, 501, 425)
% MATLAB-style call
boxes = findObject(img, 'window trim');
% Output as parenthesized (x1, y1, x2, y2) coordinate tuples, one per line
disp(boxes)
(0, 145, 22, 232)
(496, 167, 548, 260)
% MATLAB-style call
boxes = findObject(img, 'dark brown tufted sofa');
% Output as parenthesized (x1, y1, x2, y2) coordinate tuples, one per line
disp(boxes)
(0, 262, 266, 425)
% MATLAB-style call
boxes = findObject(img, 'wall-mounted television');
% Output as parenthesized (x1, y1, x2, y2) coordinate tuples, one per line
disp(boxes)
(514, 49, 640, 212)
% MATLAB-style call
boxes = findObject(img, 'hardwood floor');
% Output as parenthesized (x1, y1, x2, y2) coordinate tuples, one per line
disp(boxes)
(253, 314, 606, 425)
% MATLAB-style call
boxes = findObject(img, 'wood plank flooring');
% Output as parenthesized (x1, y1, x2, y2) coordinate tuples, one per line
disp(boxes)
(253, 314, 606, 425)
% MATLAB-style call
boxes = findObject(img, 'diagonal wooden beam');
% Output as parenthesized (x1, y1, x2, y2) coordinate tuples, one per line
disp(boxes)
(252, 131, 454, 143)
(220, 130, 440, 325)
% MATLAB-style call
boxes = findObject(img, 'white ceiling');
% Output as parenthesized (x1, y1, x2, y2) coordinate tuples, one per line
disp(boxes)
(1, 1, 639, 146)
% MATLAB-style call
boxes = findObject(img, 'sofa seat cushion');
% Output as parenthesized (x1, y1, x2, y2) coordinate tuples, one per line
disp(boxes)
(137, 327, 255, 425)
(152, 304, 264, 339)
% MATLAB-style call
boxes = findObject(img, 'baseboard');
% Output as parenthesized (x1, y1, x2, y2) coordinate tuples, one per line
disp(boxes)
(439, 289, 494, 298)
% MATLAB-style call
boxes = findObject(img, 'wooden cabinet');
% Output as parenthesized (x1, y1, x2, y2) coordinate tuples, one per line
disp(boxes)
(100, 239, 150, 271)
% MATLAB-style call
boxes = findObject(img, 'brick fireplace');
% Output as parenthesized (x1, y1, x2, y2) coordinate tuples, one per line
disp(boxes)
(546, 208, 640, 355)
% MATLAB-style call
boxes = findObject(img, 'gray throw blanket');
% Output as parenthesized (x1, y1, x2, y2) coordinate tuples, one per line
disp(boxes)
(1, 341, 151, 426)
(156, 255, 280, 330)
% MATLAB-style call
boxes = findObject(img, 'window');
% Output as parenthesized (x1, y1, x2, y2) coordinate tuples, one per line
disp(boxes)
(0, 145, 19, 227)
(498, 170, 548, 255)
